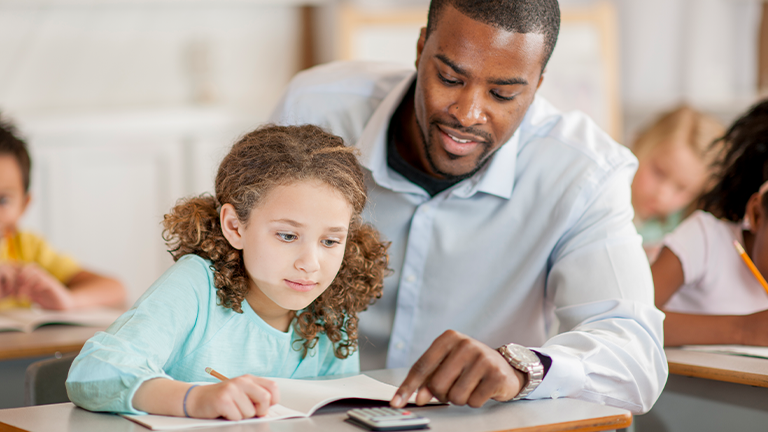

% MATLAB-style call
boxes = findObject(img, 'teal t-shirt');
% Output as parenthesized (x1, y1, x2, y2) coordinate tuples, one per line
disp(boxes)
(634, 210, 684, 246)
(66, 254, 359, 414)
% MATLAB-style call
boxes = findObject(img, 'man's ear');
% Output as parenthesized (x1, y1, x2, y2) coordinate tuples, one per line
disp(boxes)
(746, 192, 763, 233)
(415, 27, 427, 70)
(220, 203, 244, 250)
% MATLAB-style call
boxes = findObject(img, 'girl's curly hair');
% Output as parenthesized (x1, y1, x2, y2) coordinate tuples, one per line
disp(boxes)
(700, 99, 768, 222)
(162, 124, 390, 359)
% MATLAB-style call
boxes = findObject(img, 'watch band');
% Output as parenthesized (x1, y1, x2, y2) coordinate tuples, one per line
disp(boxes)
(496, 343, 545, 401)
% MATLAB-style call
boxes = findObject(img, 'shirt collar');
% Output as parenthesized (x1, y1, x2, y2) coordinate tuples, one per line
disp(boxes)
(356, 71, 523, 200)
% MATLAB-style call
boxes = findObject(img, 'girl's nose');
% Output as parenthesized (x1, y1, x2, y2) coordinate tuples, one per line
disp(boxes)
(295, 245, 320, 273)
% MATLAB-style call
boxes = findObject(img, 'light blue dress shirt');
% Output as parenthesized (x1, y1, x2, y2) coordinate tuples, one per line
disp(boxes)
(269, 61, 667, 414)
(66, 254, 359, 414)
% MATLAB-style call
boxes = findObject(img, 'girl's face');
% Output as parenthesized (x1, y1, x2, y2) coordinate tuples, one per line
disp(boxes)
(632, 142, 708, 221)
(222, 180, 353, 327)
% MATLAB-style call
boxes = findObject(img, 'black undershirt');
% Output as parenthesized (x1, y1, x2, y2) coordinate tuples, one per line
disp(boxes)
(386, 120, 461, 197)
(384, 112, 552, 378)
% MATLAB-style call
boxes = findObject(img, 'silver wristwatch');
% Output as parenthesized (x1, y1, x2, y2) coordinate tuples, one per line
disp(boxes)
(496, 343, 544, 401)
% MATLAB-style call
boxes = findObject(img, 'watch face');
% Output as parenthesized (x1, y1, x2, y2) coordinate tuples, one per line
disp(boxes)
(505, 344, 539, 365)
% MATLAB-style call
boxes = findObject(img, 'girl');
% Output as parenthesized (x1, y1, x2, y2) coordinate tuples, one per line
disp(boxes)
(630, 106, 724, 260)
(66, 124, 389, 419)
(652, 100, 768, 347)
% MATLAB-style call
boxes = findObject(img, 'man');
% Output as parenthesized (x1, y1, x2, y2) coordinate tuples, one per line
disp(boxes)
(270, 0, 667, 414)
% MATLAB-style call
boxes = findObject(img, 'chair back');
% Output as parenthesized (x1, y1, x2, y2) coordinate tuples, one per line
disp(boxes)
(24, 352, 78, 406)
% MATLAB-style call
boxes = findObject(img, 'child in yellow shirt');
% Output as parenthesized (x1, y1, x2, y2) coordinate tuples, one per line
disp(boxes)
(0, 115, 125, 310)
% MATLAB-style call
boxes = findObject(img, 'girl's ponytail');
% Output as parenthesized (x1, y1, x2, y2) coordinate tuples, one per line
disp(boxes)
(162, 195, 250, 313)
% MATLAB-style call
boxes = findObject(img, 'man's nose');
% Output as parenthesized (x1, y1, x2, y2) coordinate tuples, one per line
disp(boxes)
(450, 87, 487, 127)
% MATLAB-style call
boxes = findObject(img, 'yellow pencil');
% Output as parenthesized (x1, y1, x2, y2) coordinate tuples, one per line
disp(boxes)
(205, 367, 229, 381)
(734, 240, 768, 296)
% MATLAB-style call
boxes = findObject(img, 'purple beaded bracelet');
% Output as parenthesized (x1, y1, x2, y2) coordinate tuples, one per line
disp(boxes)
(183, 385, 199, 418)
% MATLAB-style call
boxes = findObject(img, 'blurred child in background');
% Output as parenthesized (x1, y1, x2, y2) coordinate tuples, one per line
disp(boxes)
(0, 114, 125, 310)
(652, 100, 768, 346)
(631, 106, 725, 261)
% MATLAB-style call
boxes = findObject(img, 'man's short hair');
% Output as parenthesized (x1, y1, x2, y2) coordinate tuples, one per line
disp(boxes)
(426, 0, 560, 71)
(0, 114, 31, 193)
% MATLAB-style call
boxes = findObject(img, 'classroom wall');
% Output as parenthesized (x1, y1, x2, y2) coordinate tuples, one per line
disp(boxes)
(0, 0, 764, 303)
(0, 0, 305, 305)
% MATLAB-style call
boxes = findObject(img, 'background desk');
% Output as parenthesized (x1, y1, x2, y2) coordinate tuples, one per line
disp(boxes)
(634, 347, 768, 431)
(0, 369, 632, 432)
(0, 326, 105, 409)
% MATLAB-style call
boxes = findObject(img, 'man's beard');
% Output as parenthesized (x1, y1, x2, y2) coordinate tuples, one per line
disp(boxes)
(416, 115, 494, 182)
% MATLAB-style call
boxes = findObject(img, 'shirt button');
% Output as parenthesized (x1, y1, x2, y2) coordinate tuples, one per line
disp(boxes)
(396, 342, 405, 350)
(406, 275, 416, 283)
(551, 391, 559, 399)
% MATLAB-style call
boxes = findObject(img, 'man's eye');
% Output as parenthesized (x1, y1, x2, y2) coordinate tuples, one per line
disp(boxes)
(438, 72, 460, 85)
(278, 233, 297, 242)
(491, 91, 515, 102)
(0, 196, 6, 205)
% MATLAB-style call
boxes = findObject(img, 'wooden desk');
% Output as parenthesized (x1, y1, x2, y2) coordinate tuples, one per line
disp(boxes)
(0, 326, 105, 361)
(0, 326, 105, 409)
(633, 348, 768, 431)
(0, 369, 632, 432)
(666, 346, 768, 387)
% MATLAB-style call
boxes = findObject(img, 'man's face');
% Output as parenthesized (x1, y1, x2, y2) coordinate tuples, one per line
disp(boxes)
(411, 5, 546, 179)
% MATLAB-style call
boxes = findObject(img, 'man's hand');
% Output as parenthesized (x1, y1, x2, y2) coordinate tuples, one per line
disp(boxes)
(14, 263, 75, 310)
(390, 330, 525, 409)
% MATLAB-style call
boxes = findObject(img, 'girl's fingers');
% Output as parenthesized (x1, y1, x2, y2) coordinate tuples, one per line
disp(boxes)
(240, 379, 276, 417)
(228, 385, 258, 419)
(252, 377, 280, 405)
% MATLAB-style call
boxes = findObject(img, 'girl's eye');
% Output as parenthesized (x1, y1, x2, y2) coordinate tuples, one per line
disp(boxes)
(0, 196, 6, 205)
(321, 239, 340, 248)
(277, 233, 297, 242)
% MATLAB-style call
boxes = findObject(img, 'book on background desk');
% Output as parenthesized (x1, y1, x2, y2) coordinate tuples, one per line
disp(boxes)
(0, 306, 122, 333)
(681, 344, 768, 359)
(122, 374, 440, 431)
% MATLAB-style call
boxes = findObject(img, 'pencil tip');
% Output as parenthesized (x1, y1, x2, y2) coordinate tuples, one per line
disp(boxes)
(205, 367, 212, 373)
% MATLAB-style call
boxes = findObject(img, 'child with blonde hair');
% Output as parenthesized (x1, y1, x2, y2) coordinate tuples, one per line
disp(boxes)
(652, 100, 768, 346)
(631, 106, 725, 260)
(67, 124, 390, 419)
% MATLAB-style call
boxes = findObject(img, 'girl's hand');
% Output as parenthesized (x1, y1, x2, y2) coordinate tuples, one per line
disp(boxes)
(14, 263, 75, 310)
(186, 376, 280, 420)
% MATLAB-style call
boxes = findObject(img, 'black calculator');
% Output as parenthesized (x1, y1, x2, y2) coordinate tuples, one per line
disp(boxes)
(346, 407, 430, 431)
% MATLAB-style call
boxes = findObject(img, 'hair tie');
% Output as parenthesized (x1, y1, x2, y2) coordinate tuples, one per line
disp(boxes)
(183, 384, 199, 418)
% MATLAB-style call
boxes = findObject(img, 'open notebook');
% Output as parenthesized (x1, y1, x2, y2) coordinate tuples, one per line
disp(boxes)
(122, 374, 439, 431)
(0, 306, 122, 333)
